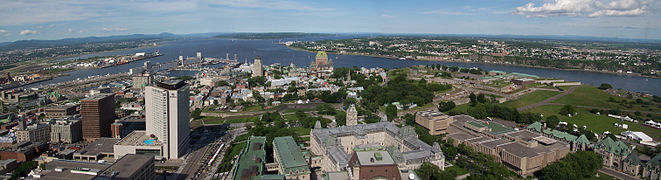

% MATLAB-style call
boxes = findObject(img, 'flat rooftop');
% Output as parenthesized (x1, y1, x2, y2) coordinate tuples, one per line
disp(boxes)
(466, 136, 493, 143)
(480, 138, 513, 148)
(355, 151, 395, 166)
(41, 159, 112, 180)
(417, 111, 450, 119)
(100, 154, 153, 178)
(81, 93, 114, 101)
(447, 133, 477, 141)
(155, 80, 185, 90)
(233, 136, 267, 180)
(506, 130, 541, 141)
(272, 136, 309, 174)
(75, 138, 120, 157)
(40, 155, 154, 180)
(115, 131, 162, 146)
(467, 120, 516, 135)
(499, 142, 540, 158)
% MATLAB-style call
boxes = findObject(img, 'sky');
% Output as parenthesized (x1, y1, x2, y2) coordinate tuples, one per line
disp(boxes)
(0, 0, 660, 42)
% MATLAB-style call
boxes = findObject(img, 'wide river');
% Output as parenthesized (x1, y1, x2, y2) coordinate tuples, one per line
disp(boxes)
(29, 37, 661, 95)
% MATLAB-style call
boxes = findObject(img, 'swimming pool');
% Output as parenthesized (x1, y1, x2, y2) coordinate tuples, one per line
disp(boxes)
(144, 139, 156, 145)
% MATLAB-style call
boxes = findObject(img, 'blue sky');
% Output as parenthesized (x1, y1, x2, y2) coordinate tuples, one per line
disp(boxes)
(0, 0, 660, 42)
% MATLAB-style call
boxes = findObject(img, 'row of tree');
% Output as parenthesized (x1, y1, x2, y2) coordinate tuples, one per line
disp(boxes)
(536, 151, 603, 179)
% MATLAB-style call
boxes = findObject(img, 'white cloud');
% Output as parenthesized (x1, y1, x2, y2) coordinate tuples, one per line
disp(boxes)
(67, 28, 73, 33)
(514, 0, 652, 17)
(19, 29, 38, 35)
(0, 29, 8, 36)
(380, 14, 397, 18)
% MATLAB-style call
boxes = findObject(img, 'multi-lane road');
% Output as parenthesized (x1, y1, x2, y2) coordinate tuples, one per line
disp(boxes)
(176, 124, 231, 180)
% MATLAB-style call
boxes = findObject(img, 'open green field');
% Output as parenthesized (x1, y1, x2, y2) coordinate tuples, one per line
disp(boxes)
(524, 105, 661, 140)
(529, 83, 557, 89)
(551, 85, 661, 116)
(502, 90, 561, 108)
(551, 86, 627, 109)
(484, 79, 513, 88)
(289, 126, 311, 137)
(447, 103, 471, 114)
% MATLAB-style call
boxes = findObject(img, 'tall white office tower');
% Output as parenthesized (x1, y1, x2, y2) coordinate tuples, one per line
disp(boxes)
(145, 80, 190, 159)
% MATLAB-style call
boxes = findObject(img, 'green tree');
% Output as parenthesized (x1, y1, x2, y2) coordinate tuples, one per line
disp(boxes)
(335, 111, 346, 126)
(252, 91, 265, 103)
(191, 108, 202, 119)
(518, 112, 542, 124)
(477, 93, 487, 103)
(386, 104, 397, 121)
(598, 83, 613, 90)
(559, 104, 576, 116)
(469, 93, 477, 106)
(247, 76, 267, 87)
(438, 101, 456, 112)
(10, 161, 37, 180)
(546, 115, 560, 128)
(538, 151, 603, 179)
(215, 80, 230, 87)
(416, 162, 456, 180)
(315, 104, 336, 115)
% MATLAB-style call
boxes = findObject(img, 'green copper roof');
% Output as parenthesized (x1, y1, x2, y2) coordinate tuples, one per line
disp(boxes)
(467, 121, 515, 135)
(575, 134, 590, 145)
(232, 136, 267, 180)
(649, 153, 661, 168)
(624, 153, 642, 165)
(272, 136, 310, 176)
(551, 130, 577, 142)
(527, 122, 543, 132)
(597, 137, 630, 156)
(316, 51, 328, 58)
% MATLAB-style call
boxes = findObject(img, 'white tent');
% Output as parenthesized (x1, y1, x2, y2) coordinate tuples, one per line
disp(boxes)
(621, 131, 654, 142)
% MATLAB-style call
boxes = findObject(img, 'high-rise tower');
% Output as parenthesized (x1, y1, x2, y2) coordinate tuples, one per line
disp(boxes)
(346, 104, 358, 126)
(145, 80, 190, 159)
(251, 56, 263, 77)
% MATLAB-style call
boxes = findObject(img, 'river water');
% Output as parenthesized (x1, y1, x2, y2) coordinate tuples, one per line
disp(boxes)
(27, 37, 661, 95)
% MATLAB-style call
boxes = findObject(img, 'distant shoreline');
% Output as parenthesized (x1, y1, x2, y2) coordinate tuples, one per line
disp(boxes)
(285, 45, 660, 79)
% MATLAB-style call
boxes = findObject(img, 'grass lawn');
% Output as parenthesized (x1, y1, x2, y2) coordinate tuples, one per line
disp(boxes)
(551, 86, 627, 109)
(529, 83, 557, 89)
(524, 105, 661, 140)
(281, 108, 314, 114)
(289, 126, 311, 137)
(241, 105, 263, 112)
(284, 114, 302, 123)
(411, 102, 437, 111)
(484, 79, 513, 88)
(550, 85, 661, 116)
(447, 103, 471, 114)
(502, 90, 560, 108)
(445, 163, 469, 176)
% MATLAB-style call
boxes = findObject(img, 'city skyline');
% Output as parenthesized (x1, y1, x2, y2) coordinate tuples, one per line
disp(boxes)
(1, 0, 660, 42)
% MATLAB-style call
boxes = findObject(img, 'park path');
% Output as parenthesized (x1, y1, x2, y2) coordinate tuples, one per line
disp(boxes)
(517, 86, 577, 111)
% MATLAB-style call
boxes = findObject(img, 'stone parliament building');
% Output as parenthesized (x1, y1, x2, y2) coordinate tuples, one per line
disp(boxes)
(309, 105, 445, 178)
